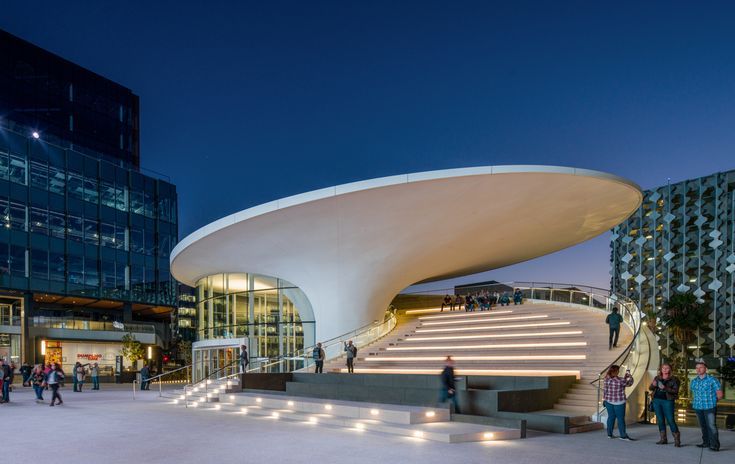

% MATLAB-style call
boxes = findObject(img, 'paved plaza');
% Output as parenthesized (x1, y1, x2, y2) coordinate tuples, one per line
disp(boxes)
(4, 385, 733, 464)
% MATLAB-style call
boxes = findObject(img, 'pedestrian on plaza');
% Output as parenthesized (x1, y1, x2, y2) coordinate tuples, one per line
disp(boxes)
(72, 362, 81, 392)
(690, 359, 723, 452)
(75, 363, 86, 392)
(500, 292, 511, 306)
(649, 363, 681, 447)
(140, 364, 150, 390)
(45, 362, 64, 406)
(30, 365, 46, 402)
(90, 363, 100, 390)
(438, 356, 460, 414)
(0, 359, 11, 403)
(239, 345, 249, 374)
(441, 294, 452, 312)
(344, 340, 357, 374)
(603, 364, 635, 440)
(605, 307, 624, 350)
(513, 288, 523, 305)
(312, 342, 325, 374)
(20, 361, 32, 387)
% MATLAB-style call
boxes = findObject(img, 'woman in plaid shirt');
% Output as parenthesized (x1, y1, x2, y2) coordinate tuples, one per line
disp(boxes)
(603, 364, 634, 440)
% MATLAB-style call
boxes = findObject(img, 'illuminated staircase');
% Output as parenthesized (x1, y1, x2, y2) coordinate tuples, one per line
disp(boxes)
(322, 302, 631, 423)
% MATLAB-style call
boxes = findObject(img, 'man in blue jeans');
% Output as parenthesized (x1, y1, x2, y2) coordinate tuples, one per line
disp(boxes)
(0, 360, 10, 402)
(690, 359, 723, 452)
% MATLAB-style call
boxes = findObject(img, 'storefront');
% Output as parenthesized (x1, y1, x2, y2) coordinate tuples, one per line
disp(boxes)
(42, 340, 125, 377)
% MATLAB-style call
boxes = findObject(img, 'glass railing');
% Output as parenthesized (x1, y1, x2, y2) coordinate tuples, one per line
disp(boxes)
(197, 320, 315, 340)
(31, 316, 156, 334)
(250, 309, 398, 374)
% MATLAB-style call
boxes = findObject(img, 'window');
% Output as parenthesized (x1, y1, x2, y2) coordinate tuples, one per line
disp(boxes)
(30, 161, 48, 190)
(49, 211, 65, 239)
(101, 260, 116, 289)
(31, 249, 48, 280)
(100, 181, 117, 209)
(48, 167, 66, 195)
(83, 176, 98, 204)
(84, 257, 99, 287)
(67, 172, 84, 199)
(130, 227, 144, 254)
(5, 202, 27, 231)
(100, 223, 115, 248)
(9, 245, 26, 276)
(67, 215, 83, 242)
(0, 150, 8, 180)
(144, 229, 155, 255)
(143, 191, 155, 218)
(9, 154, 27, 185)
(116, 225, 127, 250)
(30, 207, 49, 235)
(83, 218, 99, 245)
(68, 255, 83, 285)
(130, 190, 144, 215)
(49, 252, 65, 282)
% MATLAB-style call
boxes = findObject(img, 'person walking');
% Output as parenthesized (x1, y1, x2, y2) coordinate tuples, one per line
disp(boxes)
(439, 356, 460, 414)
(72, 362, 81, 392)
(605, 307, 624, 350)
(46, 362, 64, 406)
(140, 364, 150, 390)
(90, 363, 100, 390)
(690, 359, 723, 452)
(649, 363, 681, 447)
(312, 342, 325, 373)
(603, 364, 635, 440)
(344, 340, 357, 374)
(239, 345, 249, 374)
(75, 363, 86, 392)
(0, 359, 11, 402)
(30, 365, 46, 402)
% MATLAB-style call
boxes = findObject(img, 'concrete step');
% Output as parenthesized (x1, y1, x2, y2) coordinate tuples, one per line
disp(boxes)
(568, 421, 604, 434)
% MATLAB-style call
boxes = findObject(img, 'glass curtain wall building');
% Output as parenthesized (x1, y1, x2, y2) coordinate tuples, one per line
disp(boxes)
(192, 272, 314, 381)
(610, 169, 735, 364)
(0, 29, 178, 374)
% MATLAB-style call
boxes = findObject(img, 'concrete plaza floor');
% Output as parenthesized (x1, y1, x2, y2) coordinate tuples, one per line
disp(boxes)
(3, 384, 733, 464)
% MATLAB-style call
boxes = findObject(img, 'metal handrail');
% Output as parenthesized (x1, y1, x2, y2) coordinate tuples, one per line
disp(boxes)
(132, 364, 193, 399)
(251, 309, 398, 374)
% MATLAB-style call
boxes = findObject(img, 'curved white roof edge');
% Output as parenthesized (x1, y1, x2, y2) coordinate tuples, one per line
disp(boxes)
(171, 165, 640, 263)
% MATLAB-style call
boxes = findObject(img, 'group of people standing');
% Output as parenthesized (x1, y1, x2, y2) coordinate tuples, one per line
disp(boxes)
(603, 359, 724, 451)
(441, 288, 524, 312)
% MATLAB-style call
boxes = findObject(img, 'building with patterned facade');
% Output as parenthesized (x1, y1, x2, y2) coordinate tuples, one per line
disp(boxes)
(610, 169, 735, 364)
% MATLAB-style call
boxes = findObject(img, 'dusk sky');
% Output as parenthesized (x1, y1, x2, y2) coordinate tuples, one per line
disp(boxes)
(2, 1, 734, 290)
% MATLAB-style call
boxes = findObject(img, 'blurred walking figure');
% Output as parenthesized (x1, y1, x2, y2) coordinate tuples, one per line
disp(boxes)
(75, 362, 86, 392)
(46, 362, 64, 406)
(439, 356, 460, 414)
(0, 359, 11, 402)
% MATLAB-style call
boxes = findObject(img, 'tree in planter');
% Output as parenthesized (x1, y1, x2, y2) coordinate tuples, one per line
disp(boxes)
(121, 332, 145, 366)
(177, 339, 192, 365)
(660, 293, 709, 398)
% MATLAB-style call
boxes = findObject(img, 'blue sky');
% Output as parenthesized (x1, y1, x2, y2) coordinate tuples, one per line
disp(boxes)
(2, 1, 734, 289)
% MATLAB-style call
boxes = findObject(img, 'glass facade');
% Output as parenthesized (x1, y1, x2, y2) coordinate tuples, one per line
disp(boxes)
(0, 126, 178, 306)
(195, 273, 315, 359)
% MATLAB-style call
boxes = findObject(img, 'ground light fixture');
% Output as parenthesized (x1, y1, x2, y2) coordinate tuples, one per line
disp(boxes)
(241, 407, 248, 414)
(370, 409, 379, 416)
(425, 411, 435, 418)
(324, 404, 333, 411)
(413, 431, 424, 438)
(418, 310, 513, 320)
(355, 423, 365, 431)
(419, 314, 548, 326)
(256, 397, 262, 403)
(406, 330, 583, 341)
(308, 416, 318, 424)
(484, 432, 494, 440)
(414, 321, 571, 333)
(271, 412, 279, 419)
(288, 400, 294, 407)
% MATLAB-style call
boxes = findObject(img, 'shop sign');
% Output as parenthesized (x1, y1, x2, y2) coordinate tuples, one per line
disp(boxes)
(0, 334, 9, 347)
(112, 321, 125, 330)
(77, 353, 103, 361)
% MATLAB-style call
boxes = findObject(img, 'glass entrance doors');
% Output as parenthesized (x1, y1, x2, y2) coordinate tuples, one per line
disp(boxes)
(192, 344, 241, 382)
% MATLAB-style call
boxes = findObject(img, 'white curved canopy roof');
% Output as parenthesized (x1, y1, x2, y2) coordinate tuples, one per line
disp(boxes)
(171, 166, 642, 341)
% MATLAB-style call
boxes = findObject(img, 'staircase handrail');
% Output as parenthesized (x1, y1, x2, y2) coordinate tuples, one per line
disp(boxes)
(252, 309, 398, 374)
(132, 363, 193, 399)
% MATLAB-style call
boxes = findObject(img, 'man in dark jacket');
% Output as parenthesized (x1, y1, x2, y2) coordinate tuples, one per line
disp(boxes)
(605, 308, 624, 349)
(439, 356, 460, 414)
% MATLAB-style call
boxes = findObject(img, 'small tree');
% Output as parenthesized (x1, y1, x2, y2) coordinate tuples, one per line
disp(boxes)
(660, 293, 709, 397)
(177, 339, 192, 365)
(121, 332, 145, 365)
